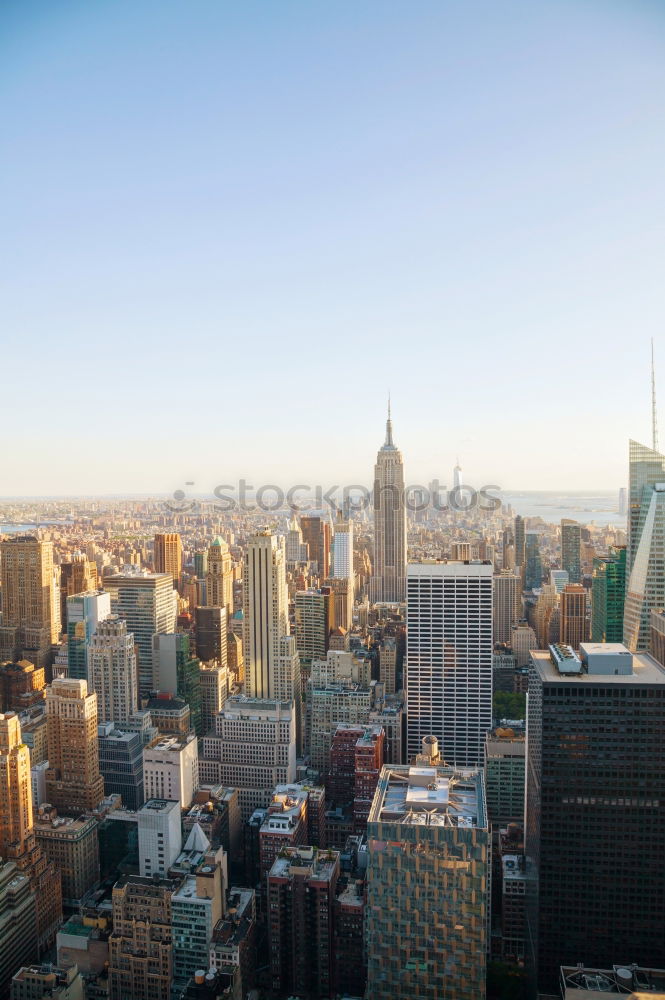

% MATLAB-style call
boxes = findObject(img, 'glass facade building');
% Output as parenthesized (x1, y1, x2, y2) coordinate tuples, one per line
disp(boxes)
(591, 546, 626, 642)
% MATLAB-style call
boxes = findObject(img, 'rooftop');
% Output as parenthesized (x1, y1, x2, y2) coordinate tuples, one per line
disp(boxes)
(532, 649, 665, 686)
(368, 765, 487, 829)
(560, 964, 665, 998)
(268, 845, 339, 882)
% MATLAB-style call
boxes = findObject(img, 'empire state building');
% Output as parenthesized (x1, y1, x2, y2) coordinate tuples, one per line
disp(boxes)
(370, 405, 407, 603)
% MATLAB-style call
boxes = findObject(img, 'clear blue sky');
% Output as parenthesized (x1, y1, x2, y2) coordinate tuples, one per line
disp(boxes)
(2, 0, 665, 496)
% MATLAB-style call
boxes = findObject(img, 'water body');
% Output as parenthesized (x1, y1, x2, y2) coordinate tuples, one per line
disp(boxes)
(501, 492, 624, 527)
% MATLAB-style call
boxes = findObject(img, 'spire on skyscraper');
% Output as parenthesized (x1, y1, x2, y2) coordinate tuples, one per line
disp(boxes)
(384, 395, 394, 448)
(652, 338, 659, 453)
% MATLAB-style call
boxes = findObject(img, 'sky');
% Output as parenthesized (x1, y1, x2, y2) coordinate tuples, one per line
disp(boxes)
(2, 0, 665, 497)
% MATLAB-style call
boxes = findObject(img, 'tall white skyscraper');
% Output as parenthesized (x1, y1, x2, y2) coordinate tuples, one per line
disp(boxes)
(88, 616, 138, 725)
(243, 531, 299, 704)
(624, 439, 665, 650)
(370, 404, 406, 604)
(406, 561, 493, 766)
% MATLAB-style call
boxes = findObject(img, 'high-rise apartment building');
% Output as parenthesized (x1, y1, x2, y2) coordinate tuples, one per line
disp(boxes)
(66, 590, 111, 682)
(104, 568, 177, 695)
(559, 583, 588, 649)
(370, 407, 407, 603)
(366, 764, 489, 999)
(301, 515, 331, 578)
(591, 546, 626, 642)
(526, 643, 665, 992)
(406, 561, 493, 766)
(493, 569, 522, 644)
(200, 697, 296, 820)
(88, 616, 137, 724)
(205, 537, 233, 618)
(195, 605, 227, 664)
(268, 846, 339, 999)
(560, 519, 582, 584)
(45, 678, 104, 815)
(153, 532, 182, 586)
(0, 537, 58, 669)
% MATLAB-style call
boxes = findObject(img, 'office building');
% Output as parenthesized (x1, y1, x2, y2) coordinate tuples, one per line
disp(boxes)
(406, 561, 493, 766)
(66, 590, 112, 682)
(285, 514, 309, 564)
(0, 861, 37, 999)
(198, 660, 230, 735)
(98, 722, 145, 810)
(108, 875, 176, 1000)
(152, 632, 201, 732)
(307, 657, 375, 771)
(623, 441, 665, 650)
(511, 621, 538, 668)
(370, 405, 407, 603)
(559, 583, 588, 649)
(143, 732, 198, 809)
(136, 797, 182, 877)
(294, 588, 333, 672)
(559, 964, 665, 1000)
(366, 764, 489, 999)
(514, 515, 526, 570)
(525, 532, 543, 590)
(301, 515, 331, 578)
(153, 532, 182, 585)
(591, 546, 626, 642)
(195, 605, 227, 664)
(561, 519, 582, 584)
(200, 697, 296, 820)
(60, 553, 98, 625)
(484, 730, 525, 825)
(21, 708, 48, 764)
(379, 636, 397, 693)
(550, 569, 569, 593)
(331, 511, 354, 580)
(88, 616, 137, 724)
(34, 810, 100, 906)
(206, 537, 233, 618)
(324, 575, 354, 632)
(103, 568, 177, 695)
(651, 608, 665, 666)
(45, 678, 104, 815)
(268, 846, 339, 999)
(0, 713, 62, 953)
(146, 692, 191, 734)
(0, 537, 58, 669)
(333, 879, 366, 998)
(493, 570, 522, 644)
(526, 644, 665, 992)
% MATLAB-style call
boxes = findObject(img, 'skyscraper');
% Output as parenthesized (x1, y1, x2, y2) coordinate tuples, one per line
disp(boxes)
(591, 546, 626, 642)
(406, 561, 493, 766)
(88, 616, 138, 724)
(45, 677, 105, 815)
(195, 605, 227, 664)
(152, 632, 201, 734)
(294, 588, 333, 673)
(560, 519, 582, 584)
(104, 568, 177, 695)
(624, 440, 665, 651)
(370, 405, 407, 603)
(59, 553, 98, 626)
(243, 530, 299, 703)
(0, 712, 62, 953)
(0, 537, 58, 669)
(331, 511, 354, 580)
(493, 569, 522, 644)
(525, 531, 543, 590)
(206, 537, 233, 618)
(366, 763, 489, 999)
(300, 515, 331, 578)
(527, 643, 665, 992)
(559, 583, 588, 649)
(514, 514, 526, 570)
(153, 532, 183, 586)
(66, 590, 111, 682)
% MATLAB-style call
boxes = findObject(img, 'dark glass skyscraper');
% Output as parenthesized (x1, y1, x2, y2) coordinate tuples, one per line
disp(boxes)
(591, 546, 626, 642)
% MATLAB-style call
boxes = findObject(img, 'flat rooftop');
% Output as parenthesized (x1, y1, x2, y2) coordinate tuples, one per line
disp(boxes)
(561, 964, 665, 998)
(368, 765, 487, 829)
(531, 649, 665, 686)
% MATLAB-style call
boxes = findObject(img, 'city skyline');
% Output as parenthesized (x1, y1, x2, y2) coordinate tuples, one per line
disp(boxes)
(3, 2, 665, 493)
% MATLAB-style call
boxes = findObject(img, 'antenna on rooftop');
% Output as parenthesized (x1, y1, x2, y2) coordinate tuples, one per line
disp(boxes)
(652, 338, 659, 453)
